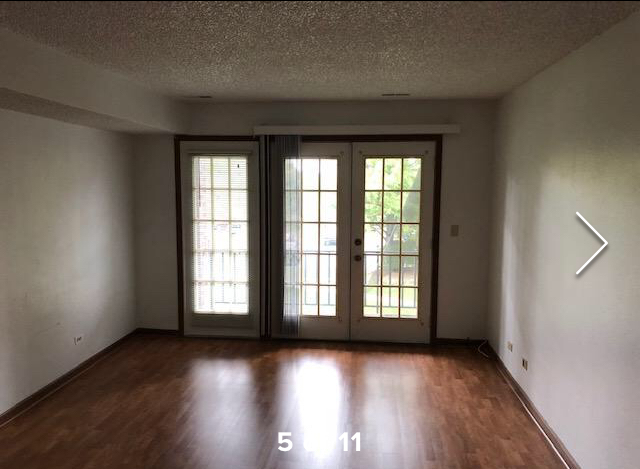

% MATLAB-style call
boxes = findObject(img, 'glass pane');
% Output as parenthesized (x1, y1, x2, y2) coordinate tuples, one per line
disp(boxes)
(319, 223, 337, 253)
(230, 190, 247, 221)
(284, 159, 301, 190)
(381, 287, 399, 317)
(233, 253, 248, 282)
(230, 157, 247, 189)
(193, 190, 212, 220)
(302, 191, 319, 222)
(194, 221, 213, 250)
(364, 224, 382, 252)
(302, 286, 318, 316)
(363, 287, 380, 317)
(319, 286, 336, 316)
(302, 254, 318, 284)
(402, 158, 421, 190)
(320, 192, 337, 222)
(401, 224, 419, 254)
(364, 191, 382, 223)
(364, 254, 381, 286)
(365, 158, 383, 190)
(402, 192, 420, 223)
(400, 288, 418, 318)
(319, 254, 336, 285)
(320, 159, 337, 190)
(194, 253, 213, 281)
(284, 222, 301, 252)
(212, 159, 228, 188)
(284, 251, 299, 284)
(302, 223, 318, 252)
(384, 158, 402, 190)
(284, 192, 300, 222)
(195, 158, 212, 189)
(382, 256, 400, 286)
(213, 222, 230, 251)
(383, 191, 401, 222)
(401, 256, 418, 287)
(382, 224, 401, 254)
(302, 159, 319, 190)
(213, 190, 229, 220)
(194, 283, 212, 312)
(211, 252, 229, 281)
(230, 222, 247, 251)
(232, 285, 249, 314)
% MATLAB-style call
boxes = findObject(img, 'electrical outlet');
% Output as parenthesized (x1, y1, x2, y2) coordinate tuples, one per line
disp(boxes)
(522, 358, 528, 370)
(74, 335, 84, 345)
(507, 341, 513, 352)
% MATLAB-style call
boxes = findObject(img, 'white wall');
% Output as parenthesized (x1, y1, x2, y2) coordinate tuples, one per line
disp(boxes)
(133, 135, 179, 330)
(135, 99, 496, 339)
(0, 109, 137, 415)
(489, 11, 640, 469)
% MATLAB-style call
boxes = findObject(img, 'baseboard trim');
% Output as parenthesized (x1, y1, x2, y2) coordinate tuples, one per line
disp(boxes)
(135, 328, 181, 335)
(433, 337, 486, 346)
(488, 344, 581, 469)
(0, 329, 137, 428)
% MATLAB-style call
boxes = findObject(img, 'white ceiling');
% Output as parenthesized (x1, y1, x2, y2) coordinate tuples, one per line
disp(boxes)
(1, 1, 638, 101)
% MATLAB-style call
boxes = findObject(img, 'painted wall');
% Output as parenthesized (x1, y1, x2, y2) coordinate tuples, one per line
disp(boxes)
(133, 135, 179, 330)
(0, 109, 137, 415)
(489, 11, 640, 469)
(135, 99, 496, 338)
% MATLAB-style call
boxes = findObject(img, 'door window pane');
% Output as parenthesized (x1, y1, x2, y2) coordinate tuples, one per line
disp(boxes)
(364, 191, 383, 222)
(365, 158, 383, 190)
(361, 156, 423, 320)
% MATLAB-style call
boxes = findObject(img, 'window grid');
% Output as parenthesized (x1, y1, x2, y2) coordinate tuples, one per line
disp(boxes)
(363, 157, 421, 319)
(192, 155, 249, 315)
(284, 158, 337, 317)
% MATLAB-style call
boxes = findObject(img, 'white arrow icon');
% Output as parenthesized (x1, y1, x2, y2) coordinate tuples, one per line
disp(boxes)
(576, 212, 608, 275)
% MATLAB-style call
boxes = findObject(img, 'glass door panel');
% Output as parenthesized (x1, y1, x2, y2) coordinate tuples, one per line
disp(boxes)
(351, 142, 435, 343)
(282, 142, 351, 340)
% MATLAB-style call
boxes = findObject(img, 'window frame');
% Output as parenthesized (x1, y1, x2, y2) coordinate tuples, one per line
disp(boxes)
(179, 140, 261, 337)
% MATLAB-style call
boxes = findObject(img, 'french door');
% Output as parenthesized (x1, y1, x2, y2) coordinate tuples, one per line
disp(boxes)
(285, 140, 435, 343)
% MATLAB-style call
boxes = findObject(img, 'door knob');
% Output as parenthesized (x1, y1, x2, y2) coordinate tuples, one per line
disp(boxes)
(354, 238, 362, 246)
(354, 255, 362, 261)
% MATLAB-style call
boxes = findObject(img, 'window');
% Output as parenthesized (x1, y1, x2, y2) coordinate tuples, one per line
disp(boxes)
(284, 158, 338, 316)
(362, 157, 421, 318)
(192, 155, 249, 314)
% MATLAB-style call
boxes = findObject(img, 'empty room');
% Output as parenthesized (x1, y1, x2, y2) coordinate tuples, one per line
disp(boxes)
(1, 2, 639, 468)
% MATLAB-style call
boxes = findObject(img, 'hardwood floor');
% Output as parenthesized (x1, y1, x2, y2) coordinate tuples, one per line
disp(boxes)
(0, 334, 565, 469)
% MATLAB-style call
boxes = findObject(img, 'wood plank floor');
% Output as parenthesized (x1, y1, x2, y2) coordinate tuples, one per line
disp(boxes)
(0, 334, 565, 469)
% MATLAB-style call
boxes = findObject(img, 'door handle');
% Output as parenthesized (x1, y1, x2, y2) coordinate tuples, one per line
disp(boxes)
(354, 255, 362, 262)
(354, 238, 362, 246)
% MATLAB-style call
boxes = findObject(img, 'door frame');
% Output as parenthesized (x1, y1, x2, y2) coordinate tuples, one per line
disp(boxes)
(174, 134, 443, 343)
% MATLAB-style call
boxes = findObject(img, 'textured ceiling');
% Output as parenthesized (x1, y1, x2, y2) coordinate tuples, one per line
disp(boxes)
(1, 1, 639, 101)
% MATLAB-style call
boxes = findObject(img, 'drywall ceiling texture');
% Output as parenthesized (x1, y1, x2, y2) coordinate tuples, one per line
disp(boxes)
(1, 1, 639, 101)
(489, 11, 640, 469)
(0, 109, 137, 415)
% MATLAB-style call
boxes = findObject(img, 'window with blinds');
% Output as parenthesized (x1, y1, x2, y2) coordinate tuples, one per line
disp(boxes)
(192, 155, 249, 315)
